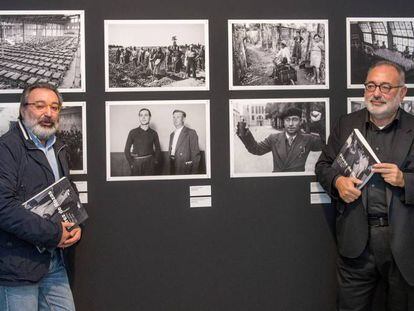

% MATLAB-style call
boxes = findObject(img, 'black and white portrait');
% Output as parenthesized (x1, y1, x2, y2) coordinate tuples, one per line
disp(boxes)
(347, 97, 414, 114)
(347, 18, 414, 88)
(230, 98, 329, 177)
(106, 100, 210, 181)
(229, 19, 329, 90)
(105, 20, 209, 92)
(0, 10, 86, 93)
(0, 102, 87, 174)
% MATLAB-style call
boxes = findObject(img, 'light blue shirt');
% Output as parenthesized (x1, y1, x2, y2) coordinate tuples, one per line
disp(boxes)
(27, 130, 60, 182)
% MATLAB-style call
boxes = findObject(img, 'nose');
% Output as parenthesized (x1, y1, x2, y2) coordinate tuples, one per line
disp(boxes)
(373, 85, 382, 97)
(44, 106, 53, 116)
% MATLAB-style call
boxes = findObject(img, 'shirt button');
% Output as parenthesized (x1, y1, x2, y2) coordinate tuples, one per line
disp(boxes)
(375, 147, 379, 151)
(371, 184, 375, 188)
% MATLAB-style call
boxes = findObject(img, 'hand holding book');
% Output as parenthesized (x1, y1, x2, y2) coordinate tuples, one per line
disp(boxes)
(372, 163, 405, 187)
(335, 175, 362, 203)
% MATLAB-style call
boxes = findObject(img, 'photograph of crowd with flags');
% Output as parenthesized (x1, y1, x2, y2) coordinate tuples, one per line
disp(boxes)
(105, 20, 209, 91)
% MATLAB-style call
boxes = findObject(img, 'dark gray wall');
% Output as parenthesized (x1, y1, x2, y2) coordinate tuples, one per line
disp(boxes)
(1, 0, 413, 310)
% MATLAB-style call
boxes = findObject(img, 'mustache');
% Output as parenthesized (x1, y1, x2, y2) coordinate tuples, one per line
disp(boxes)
(39, 116, 55, 124)
(368, 95, 387, 104)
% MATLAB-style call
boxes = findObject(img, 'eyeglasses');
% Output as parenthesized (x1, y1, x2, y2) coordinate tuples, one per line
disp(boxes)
(364, 82, 404, 94)
(26, 101, 61, 113)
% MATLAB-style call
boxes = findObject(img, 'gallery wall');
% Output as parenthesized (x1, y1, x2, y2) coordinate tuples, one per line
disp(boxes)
(0, 0, 413, 310)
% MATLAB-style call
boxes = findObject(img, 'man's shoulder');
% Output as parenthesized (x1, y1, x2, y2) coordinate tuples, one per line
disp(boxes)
(335, 108, 367, 127)
(298, 132, 321, 141)
(0, 124, 23, 146)
(266, 132, 285, 141)
(400, 109, 414, 129)
(148, 127, 158, 134)
(183, 126, 197, 134)
(0, 125, 25, 158)
(128, 127, 142, 134)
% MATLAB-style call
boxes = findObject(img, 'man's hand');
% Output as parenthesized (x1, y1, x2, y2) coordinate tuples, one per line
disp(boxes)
(236, 121, 247, 137)
(335, 176, 362, 203)
(372, 163, 405, 187)
(57, 222, 75, 248)
(63, 226, 82, 248)
(58, 222, 81, 248)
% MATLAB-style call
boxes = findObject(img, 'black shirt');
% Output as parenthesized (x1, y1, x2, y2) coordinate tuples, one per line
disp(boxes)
(365, 109, 400, 216)
(124, 126, 161, 165)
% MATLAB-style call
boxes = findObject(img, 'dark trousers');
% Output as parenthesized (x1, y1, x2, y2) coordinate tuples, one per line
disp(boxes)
(337, 226, 414, 311)
(186, 58, 196, 78)
(131, 156, 155, 176)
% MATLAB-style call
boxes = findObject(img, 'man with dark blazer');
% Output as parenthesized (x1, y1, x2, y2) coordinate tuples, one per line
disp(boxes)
(0, 83, 81, 310)
(168, 109, 201, 174)
(316, 61, 414, 310)
(237, 107, 323, 172)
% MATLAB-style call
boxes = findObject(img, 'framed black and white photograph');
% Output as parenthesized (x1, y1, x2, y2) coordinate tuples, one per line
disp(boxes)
(0, 10, 86, 93)
(229, 19, 329, 90)
(0, 102, 87, 174)
(106, 100, 210, 181)
(230, 98, 329, 177)
(347, 17, 414, 89)
(347, 96, 414, 114)
(104, 20, 209, 92)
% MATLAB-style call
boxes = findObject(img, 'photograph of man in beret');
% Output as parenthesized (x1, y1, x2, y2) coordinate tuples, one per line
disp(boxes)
(236, 106, 323, 172)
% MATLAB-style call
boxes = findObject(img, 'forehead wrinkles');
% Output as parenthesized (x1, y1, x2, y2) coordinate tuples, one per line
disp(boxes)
(27, 89, 59, 104)
(367, 66, 400, 85)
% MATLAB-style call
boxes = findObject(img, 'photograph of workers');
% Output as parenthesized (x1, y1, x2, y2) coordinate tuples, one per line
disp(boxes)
(105, 20, 209, 92)
(229, 19, 329, 90)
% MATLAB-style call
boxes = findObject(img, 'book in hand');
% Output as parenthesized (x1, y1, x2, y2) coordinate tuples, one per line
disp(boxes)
(22, 176, 88, 252)
(332, 128, 381, 189)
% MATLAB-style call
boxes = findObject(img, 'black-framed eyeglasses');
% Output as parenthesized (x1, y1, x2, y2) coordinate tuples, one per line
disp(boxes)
(26, 101, 61, 113)
(364, 82, 405, 94)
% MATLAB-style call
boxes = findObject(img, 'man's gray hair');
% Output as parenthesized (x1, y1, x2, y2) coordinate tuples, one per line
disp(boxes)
(19, 82, 63, 119)
(367, 60, 406, 85)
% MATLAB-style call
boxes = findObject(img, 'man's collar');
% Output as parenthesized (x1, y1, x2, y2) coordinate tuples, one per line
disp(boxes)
(285, 132, 297, 140)
(365, 107, 401, 127)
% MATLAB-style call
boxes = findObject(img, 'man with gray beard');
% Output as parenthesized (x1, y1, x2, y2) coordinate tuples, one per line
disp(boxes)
(0, 83, 81, 310)
(316, 61, 414, 310)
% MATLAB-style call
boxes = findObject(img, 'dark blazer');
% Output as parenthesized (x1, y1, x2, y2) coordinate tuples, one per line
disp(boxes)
(169, 126, 201, 174)
(0, 121, 69, 285)
(315, 108, 414, 285)
(239, 130, 322, 172)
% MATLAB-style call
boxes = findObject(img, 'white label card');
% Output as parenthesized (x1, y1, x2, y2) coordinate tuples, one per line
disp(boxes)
(310, 193, 331, 204)
(190, 185, 211, 197)
(190, 196, 212, 208)
(79, 192, 88, 204)
(74, 181, 88, 192)
(310, 182, 325, 193)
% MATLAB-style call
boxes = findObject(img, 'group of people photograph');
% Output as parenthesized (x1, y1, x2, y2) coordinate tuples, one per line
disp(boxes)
(230, 20, 329, 89)
(105, 20, 209, 91)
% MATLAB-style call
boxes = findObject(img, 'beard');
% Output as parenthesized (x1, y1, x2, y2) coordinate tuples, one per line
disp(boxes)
(23, 114, 59, 141)
(364, 93, 400, 121)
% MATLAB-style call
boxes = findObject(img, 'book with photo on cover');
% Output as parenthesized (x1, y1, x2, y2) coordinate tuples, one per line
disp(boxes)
(332, 128, 381, 189)
(22, 176, 88, 251)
